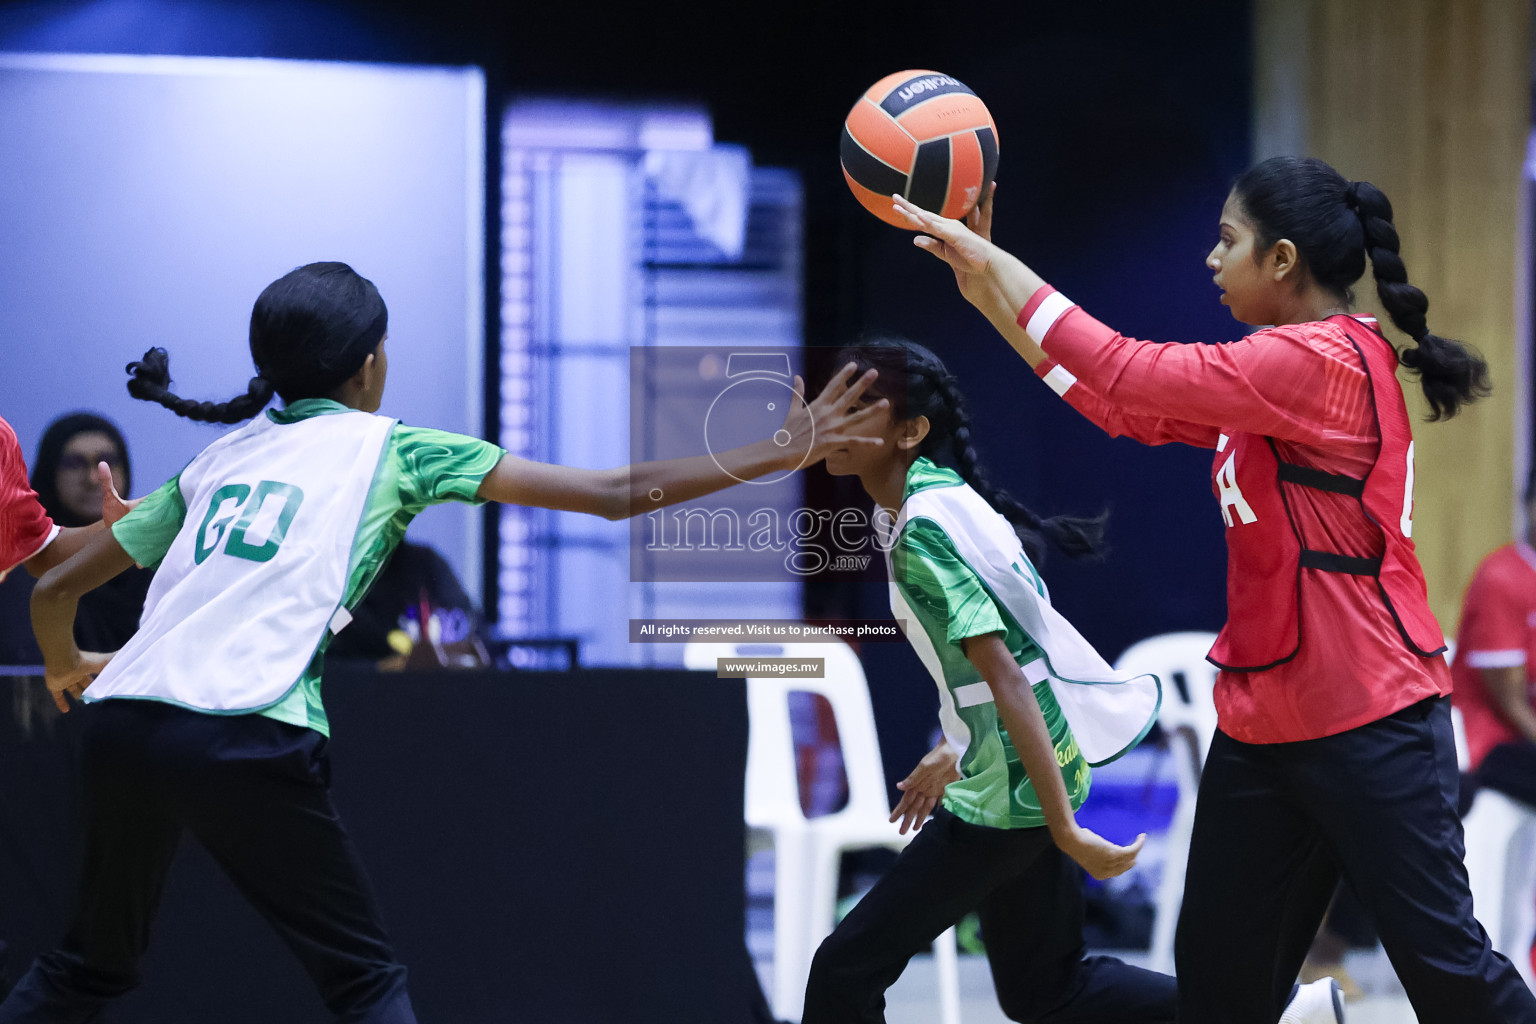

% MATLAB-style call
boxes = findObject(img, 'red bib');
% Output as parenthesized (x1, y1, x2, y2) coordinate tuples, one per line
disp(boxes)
(1207, 316, 1446, 671)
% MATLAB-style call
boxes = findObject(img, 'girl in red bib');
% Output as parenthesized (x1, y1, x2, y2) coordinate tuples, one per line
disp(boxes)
(895, 158, 1536, 1023)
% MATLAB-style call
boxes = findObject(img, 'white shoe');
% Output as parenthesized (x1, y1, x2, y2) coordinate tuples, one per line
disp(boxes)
(1280, 978, 1346, 1024)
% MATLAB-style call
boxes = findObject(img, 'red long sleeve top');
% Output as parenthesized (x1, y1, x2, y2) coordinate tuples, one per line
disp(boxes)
(0, 415, 56, 583)
(1019, 287, 1450, 743)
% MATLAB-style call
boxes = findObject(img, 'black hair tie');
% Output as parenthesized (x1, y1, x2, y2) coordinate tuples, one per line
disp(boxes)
(1344, 181, 1362, 212)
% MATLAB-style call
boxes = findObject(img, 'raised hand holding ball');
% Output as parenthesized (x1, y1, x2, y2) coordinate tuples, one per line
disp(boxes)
(841, 70, 999, 228)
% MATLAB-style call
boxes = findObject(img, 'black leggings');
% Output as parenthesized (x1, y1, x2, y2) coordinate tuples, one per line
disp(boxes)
(1176, 697, 1536, 1023)
(803, 807, 1176, 1023)
(0, 700, 415, 1024)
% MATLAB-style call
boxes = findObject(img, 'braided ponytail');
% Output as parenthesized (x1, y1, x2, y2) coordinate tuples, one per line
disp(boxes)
(1345, 180, 1491, 420)
(1234, 157, 1490, 422)
(928, 370, 1107, 563)
(126, 347, 275, 424)
(124, 262, 389, 425)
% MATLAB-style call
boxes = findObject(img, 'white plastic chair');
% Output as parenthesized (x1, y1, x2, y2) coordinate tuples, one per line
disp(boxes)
(1462, 786, 1536, 989)
(1453, 641, 1536, 990)
(1452, 704, 1472, 772)
(1112, 631, 1220, 976)
(686, 638, 960, 1024)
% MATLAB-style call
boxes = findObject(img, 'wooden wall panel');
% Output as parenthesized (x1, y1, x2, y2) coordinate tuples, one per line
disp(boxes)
(1257, 0, 1530, 630)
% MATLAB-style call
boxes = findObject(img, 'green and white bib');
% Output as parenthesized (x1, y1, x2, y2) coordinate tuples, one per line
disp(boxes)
(885, 459, 1162, 829)
(88, 400, 505, 734)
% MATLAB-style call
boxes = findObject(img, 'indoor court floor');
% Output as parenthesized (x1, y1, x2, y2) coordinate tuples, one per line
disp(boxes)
(877, 948, 1417, 1024)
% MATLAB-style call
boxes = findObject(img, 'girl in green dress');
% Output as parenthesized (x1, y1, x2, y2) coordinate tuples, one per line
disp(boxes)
(804, 337, 1340, 1024)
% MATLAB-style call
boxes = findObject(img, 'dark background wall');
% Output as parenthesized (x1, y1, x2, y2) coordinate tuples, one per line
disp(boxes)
(0, 670, 752, 1023)
(0, 0, 1252, 663)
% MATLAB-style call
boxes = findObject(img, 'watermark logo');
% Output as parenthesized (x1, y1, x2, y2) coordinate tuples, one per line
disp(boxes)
(628, 619, 905, 643)
(639, 505, 890, 576)
(630, 346, 892, 583)
(703, 353, 811, 485)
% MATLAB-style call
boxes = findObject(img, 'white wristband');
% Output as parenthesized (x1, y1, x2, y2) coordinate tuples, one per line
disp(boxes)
(1025, 291, 1074, 348)
(1042, 364, 1078, 396)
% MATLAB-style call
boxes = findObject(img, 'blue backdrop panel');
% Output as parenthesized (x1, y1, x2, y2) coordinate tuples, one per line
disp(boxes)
(0, 52, 485, 594)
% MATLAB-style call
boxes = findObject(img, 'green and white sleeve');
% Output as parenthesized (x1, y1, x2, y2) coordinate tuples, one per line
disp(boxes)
(111, 476, 187, 569)
(391, 425, 506, 512)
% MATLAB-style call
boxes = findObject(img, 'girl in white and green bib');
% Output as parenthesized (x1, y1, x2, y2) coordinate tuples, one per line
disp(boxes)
(805, 337, 1336, 1024)
(5, 262, 889, 1024)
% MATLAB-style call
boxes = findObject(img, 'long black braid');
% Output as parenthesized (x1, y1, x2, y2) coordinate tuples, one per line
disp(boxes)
(127, 347, 275, 424)
(837, 336, 1107, 564)
(1233, 156, 1490, 420)
(125, 261, 387, 424)
(1345, 179, 1491, 420)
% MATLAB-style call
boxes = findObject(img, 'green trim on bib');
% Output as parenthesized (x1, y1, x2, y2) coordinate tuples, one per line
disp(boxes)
(907, 519, 1162, 769)
(893, 461, 1091, 830)
(267, 398, 356, 424)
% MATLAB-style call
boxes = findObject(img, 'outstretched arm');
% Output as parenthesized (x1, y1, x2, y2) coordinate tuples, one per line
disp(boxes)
(1036, 357, 1222, 449)
(25, 523, 100, 575)
(32, 526, 135, 712)
(475, 364, 888, 518)
(896, 194, 1369, 448)
(25, 462, 139, 575)
(901, 189, 1216, 449)
(964, 632, 1144, 880)
(892, 191, 1050, 367)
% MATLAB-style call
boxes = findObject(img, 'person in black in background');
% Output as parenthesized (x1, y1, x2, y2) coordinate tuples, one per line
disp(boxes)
(0, 413, 152, 664)
(325, 539, 484, 668)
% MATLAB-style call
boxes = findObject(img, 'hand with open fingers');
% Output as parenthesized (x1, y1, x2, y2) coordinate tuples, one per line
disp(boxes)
(889, 740, 962, 835)
(45, 649, 112, 714)
(892, 193, 998, 281)
(1055, 824, 1146, 881)
(965, 181, 997, 243)
(782, 363, 889, 465)
(99, 462, 140, 527)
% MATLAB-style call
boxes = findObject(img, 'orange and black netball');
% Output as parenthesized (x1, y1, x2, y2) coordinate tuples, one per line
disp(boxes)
(840, 70, 999, 228)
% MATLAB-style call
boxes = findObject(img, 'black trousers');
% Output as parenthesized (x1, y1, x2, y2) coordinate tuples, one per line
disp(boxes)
(1175, 696, 1536, 1023)
(1478, 740, 1536, 810)
(803, 807, 1176, 1024)
(0, 700, 415, 1024)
